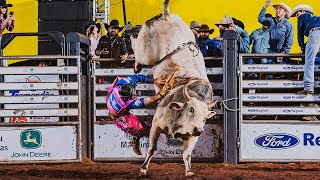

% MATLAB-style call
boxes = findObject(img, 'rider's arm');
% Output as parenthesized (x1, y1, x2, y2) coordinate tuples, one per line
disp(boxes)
(143, 93, 162, 106)
(116, 75, 154, 87)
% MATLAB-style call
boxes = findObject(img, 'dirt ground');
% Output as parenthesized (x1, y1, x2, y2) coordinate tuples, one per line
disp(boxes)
(1, 160, 320, 180)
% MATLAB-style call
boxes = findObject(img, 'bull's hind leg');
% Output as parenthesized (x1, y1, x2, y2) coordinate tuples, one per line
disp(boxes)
(140, 125, 161, 176)
(183, 137, 198, 177)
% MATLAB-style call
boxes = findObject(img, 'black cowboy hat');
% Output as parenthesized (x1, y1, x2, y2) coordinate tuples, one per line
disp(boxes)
(198, 24, 214, 34)
(104, 19, 124, 31)
(0, 0, 12, 8)
(232, 18, 245, 30)
(84, 21, 101, 34)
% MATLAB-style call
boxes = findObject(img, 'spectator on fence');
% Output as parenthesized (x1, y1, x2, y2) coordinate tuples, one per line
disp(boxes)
(96, 19, 128, 68)
(190, 20, 200, 39)
(214, 15, 250, 58)
(85, 21, 101, 59)
(0, 0, 14, 36)
(250, 14, 272, 64)
(258, 1, 294, 64)
(291, 5, 319, 95)
(197, 24, 219, 57)
(106, 75, 168, 155)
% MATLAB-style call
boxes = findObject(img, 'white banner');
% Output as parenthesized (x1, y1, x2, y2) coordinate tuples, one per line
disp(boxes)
(0, 126, 77, 161)
(94, 124, 221, 159)
(240, 123, 320, 161)
(4, 75, 60, 122)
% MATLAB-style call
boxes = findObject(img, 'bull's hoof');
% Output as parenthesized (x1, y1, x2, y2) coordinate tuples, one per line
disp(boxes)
(134, 64, 142, 74)
(186, 171, 195, 177)
(140, 168, 148, 176)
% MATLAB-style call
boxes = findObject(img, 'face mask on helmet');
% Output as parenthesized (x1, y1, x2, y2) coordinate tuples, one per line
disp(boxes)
(118, 84, 135, 99)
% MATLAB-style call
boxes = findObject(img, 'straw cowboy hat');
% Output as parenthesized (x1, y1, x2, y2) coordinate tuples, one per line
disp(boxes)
(289, 4, 314, 17)
(215, 15, 232, 27)
(198, 24, 214, 34)
(190, 21, 200, 29)
(272, 3, 292, 19)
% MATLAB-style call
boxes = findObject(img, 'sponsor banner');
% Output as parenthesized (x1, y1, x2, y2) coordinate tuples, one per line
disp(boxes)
(206, 68, 223, 75)
(0, 67, 77, 75)
(242, 94, 320, 102)
(94, 124, 219, 159)
(4, 75, 59, 123)
(95, 82, 223, 91)
(240, 123, 320, 161)
(0, 126, 77, 161)
(96, 108, 223, 116)
(242, 65, 320, 72)
(242, 107, 320, 115)
(242, 81, 320, 88)
(95, 69, 149, 76)
(95, 68, 223, 76)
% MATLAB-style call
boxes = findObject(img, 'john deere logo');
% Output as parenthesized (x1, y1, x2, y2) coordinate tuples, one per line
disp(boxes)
(20, 130, 42, 149)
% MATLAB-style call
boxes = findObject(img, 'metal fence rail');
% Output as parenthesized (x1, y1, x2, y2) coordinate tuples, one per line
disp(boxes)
(238, 54, 320, 163)
(0, 55, 83, 163)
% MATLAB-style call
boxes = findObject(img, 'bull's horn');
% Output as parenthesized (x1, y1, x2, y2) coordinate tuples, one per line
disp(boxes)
(207, 99, 219, 109)
(183, 85, 191, 101)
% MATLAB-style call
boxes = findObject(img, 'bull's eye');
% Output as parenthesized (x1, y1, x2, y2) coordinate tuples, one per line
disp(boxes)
(189, 107, 194, 113)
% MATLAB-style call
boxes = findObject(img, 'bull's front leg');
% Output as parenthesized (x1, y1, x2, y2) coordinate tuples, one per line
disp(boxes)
(140, 125, 161, 176)
(183, 137, 198, 177)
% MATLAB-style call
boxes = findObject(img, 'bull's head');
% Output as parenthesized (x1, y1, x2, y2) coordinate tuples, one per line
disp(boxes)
(167, 85, 217, 140)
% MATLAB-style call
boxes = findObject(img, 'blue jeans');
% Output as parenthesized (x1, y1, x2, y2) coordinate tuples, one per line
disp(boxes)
(304, 30, 320, 91)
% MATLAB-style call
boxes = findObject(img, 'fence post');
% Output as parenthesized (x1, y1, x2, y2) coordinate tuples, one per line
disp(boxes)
(223, 30, 239, 164)
(66, 32, 91, 160)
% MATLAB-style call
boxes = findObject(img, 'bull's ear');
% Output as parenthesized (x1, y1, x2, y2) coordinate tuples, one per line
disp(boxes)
(168, 102, 185, 110)
(207, 111, 216, 119)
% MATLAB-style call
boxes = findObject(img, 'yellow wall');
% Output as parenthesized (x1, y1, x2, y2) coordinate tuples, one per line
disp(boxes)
(4, 0, 37, 64)
(109, 0, 320, 53)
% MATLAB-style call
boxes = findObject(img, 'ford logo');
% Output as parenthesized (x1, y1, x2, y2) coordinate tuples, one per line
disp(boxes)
(283, 83, 291, 86)
(248, 109, 256, 112)
(248, 96, 256, 99)
(283, 96, 291, 99)
(255, 133, 300, 150)
(283, 109, 291, 113)
(248, 83, 256, 86)
(283, 67, 290, 70)
(248, 67, 255, 70)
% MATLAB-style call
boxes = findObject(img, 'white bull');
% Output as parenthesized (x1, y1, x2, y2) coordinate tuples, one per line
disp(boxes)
(131, 0, 218, 177)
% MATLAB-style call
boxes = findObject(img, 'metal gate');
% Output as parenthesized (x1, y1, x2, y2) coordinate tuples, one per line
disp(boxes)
(0, 55, 83, 163)
(238, 54, 320, 162)
(0, 32, 85, 163)
(91, 58, 224, 161)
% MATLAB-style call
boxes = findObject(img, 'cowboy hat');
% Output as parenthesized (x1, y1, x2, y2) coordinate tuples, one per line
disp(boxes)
(190, 21, 200, 29)
(84, 21, 101, 34)
(0, 0, 12, 7)
(232, 18, 245, 30)
(124, 23, 133, 31)
(104, 19, 124, 31)
(289, 4, 314, 17)
(272, 3, 292, 19)
(198, 24, 214, 34)
(215, 15, 232, 27)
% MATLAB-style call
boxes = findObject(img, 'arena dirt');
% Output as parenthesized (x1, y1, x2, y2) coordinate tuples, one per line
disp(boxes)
(0, 162, 320, 179)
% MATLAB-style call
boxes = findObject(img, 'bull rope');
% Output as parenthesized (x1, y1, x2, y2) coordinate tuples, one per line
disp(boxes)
(220, 98, 239, 112)
(146, 41, 199, 76)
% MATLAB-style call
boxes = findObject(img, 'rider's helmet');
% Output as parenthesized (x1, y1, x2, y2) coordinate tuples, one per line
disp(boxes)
(118, 84, 135, 99)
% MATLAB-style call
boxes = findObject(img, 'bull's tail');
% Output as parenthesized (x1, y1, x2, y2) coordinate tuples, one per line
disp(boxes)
(163, 0, 170, 16)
